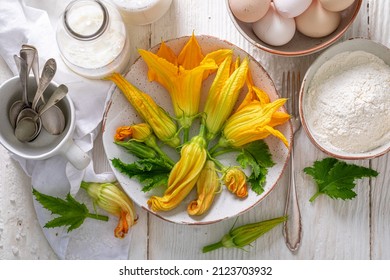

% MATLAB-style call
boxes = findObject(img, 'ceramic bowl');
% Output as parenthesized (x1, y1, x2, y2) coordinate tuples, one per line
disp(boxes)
(226, 0, 362, 56)
(299, 38, 390, 159)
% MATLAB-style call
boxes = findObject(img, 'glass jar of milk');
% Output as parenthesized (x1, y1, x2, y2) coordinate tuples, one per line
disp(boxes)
(111, 0, 172, 25)
(56, 0, 131, 79)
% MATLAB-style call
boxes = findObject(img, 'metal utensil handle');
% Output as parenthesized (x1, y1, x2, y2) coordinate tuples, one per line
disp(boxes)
(283, 146, 302, 252)
(22, 44, 40, 87)
(32, 58, 57, 110)
(37, 84, 68, 117)
(13, 55, 29, 106)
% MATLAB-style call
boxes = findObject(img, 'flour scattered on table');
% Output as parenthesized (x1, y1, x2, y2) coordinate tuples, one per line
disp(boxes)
(306, 50, 390, 153)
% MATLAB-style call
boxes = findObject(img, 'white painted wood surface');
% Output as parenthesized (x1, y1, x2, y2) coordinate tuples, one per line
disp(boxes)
(0, 0, 389, 260)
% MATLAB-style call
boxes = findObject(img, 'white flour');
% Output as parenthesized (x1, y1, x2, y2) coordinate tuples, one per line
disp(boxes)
(306, 50, 390, 153)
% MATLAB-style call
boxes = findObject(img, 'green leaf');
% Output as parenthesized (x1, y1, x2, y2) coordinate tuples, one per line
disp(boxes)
(32, 189, 109, 233)
(236, 140, 275, 195)
(111, 157, 172, 192)
(304, 158, 379, 202)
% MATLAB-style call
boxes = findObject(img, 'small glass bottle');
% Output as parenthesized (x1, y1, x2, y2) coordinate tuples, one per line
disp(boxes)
(111, 0, 172, 26)
(56, 0, 131, 79)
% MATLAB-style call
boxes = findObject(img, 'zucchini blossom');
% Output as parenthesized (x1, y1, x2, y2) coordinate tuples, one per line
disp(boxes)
(202, 216, 287, 253)
(107, 73, 180, 148)
(203, 56, 249, 140)
(219, 98, 289, 148)
(115, 140, 157, 159)
(222, 167, 248, 198)
(187, 160, 221, 216)
(81, 181, 137, 239)
(147, 134, 207, 212)
(138, 33, 232, 139)
(115, 123, 175, 165)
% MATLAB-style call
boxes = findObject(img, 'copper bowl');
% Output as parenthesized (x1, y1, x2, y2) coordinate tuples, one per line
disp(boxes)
(226, 0, 362, 56)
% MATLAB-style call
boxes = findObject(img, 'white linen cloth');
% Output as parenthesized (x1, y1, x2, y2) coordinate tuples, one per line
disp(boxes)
(0, 0, 131, 259)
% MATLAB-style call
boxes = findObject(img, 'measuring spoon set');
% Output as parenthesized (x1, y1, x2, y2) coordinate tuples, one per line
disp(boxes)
(9, 45, 68, 142)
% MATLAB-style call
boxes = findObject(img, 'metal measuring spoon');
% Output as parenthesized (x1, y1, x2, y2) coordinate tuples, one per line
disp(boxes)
(40, 84, 68, 135)
(32, 58, 57, 111)
(40, 103, 66, 135)
(20, 47, 35, 78)
(14, 84, 68, 142)
(22, 45, 40, 86)
(32, 59, 65, 135)
(13, 58, 57, 132)
(9, 55, 29, 128)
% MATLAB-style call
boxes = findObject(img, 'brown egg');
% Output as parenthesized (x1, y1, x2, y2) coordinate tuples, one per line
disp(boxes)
(319, 0, 355, 12)
(228, 0, 271, 23)
(295, 0, 341, 38)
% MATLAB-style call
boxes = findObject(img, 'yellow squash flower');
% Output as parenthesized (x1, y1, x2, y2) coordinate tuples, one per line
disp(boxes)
(108, 73, 180, 148)
(115, 123, 175, 165)
(147, 135, 207, 212)
(203, 56, 249, 140)
(81, 181, 137, 239)
(202, 216, 287, 253)
(187, 160, 221, 216)
(114, 123, 153, 142)
(237, 85, 271, 112)
(114, 126, 132, 141)
(222, 167, 248, 198)
(219, 98, 290, 148)
(139, 33, 232, 131)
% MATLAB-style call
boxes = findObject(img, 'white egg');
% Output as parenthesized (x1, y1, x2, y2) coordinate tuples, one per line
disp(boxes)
(229, 0, 271, 23)
(274, 0, 312, 18)
(319, 0, 355, 12)
(296, 0, 341, 38)
(252, 3, 296, 46)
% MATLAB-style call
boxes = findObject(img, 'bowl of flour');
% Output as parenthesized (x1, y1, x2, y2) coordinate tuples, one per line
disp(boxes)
(300, 38, 390, 159)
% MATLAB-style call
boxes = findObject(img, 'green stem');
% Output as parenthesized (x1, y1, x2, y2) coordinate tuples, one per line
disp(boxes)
(309, 192, 321, 202)
(210, 156, 225, 170)
(209, 143, 221, 155)
(211, 147, 238, 158)
(80, 181, 89, 191)
(183, 127, 190, 143)
(202, 241, 224, 253)
(86, 213, 109, 222)
(152, 145, 176, 167)
(198, 123, 207, 139)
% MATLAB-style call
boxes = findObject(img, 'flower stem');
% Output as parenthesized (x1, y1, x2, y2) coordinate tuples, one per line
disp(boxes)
(211, 147, 238, 157)
(209, 143, 221, 155)
(183, 127, 190, 143)
(210, 156, 225, 170)
(86, 213, 109, 222)
(202, 241, 224, 253)
(152, 144, 176, 167)
(198, 123, 207, 139)
(309, 192, 321, 202)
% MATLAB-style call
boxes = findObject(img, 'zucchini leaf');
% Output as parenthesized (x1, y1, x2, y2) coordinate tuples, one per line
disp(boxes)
(111, 157, 172, 192)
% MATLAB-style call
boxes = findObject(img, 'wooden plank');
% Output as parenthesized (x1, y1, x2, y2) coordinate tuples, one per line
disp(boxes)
(367, 0, 390, 260)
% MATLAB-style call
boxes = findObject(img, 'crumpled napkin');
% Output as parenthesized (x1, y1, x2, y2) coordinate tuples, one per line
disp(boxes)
(0, 0, 131, 259)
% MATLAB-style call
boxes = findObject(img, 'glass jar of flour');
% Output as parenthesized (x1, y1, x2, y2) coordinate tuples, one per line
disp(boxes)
(56, 0, 130, 79)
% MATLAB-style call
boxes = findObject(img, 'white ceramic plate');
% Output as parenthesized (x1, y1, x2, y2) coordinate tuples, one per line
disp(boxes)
(102, 35, 292, 224)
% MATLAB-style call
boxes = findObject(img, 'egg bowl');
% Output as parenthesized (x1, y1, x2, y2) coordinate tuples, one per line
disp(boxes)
(226, 0, 362, 56)
(299, 38, 390, 160)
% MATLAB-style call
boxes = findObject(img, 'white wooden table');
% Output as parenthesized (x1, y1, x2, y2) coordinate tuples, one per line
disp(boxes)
(0, 0, 389, 260)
